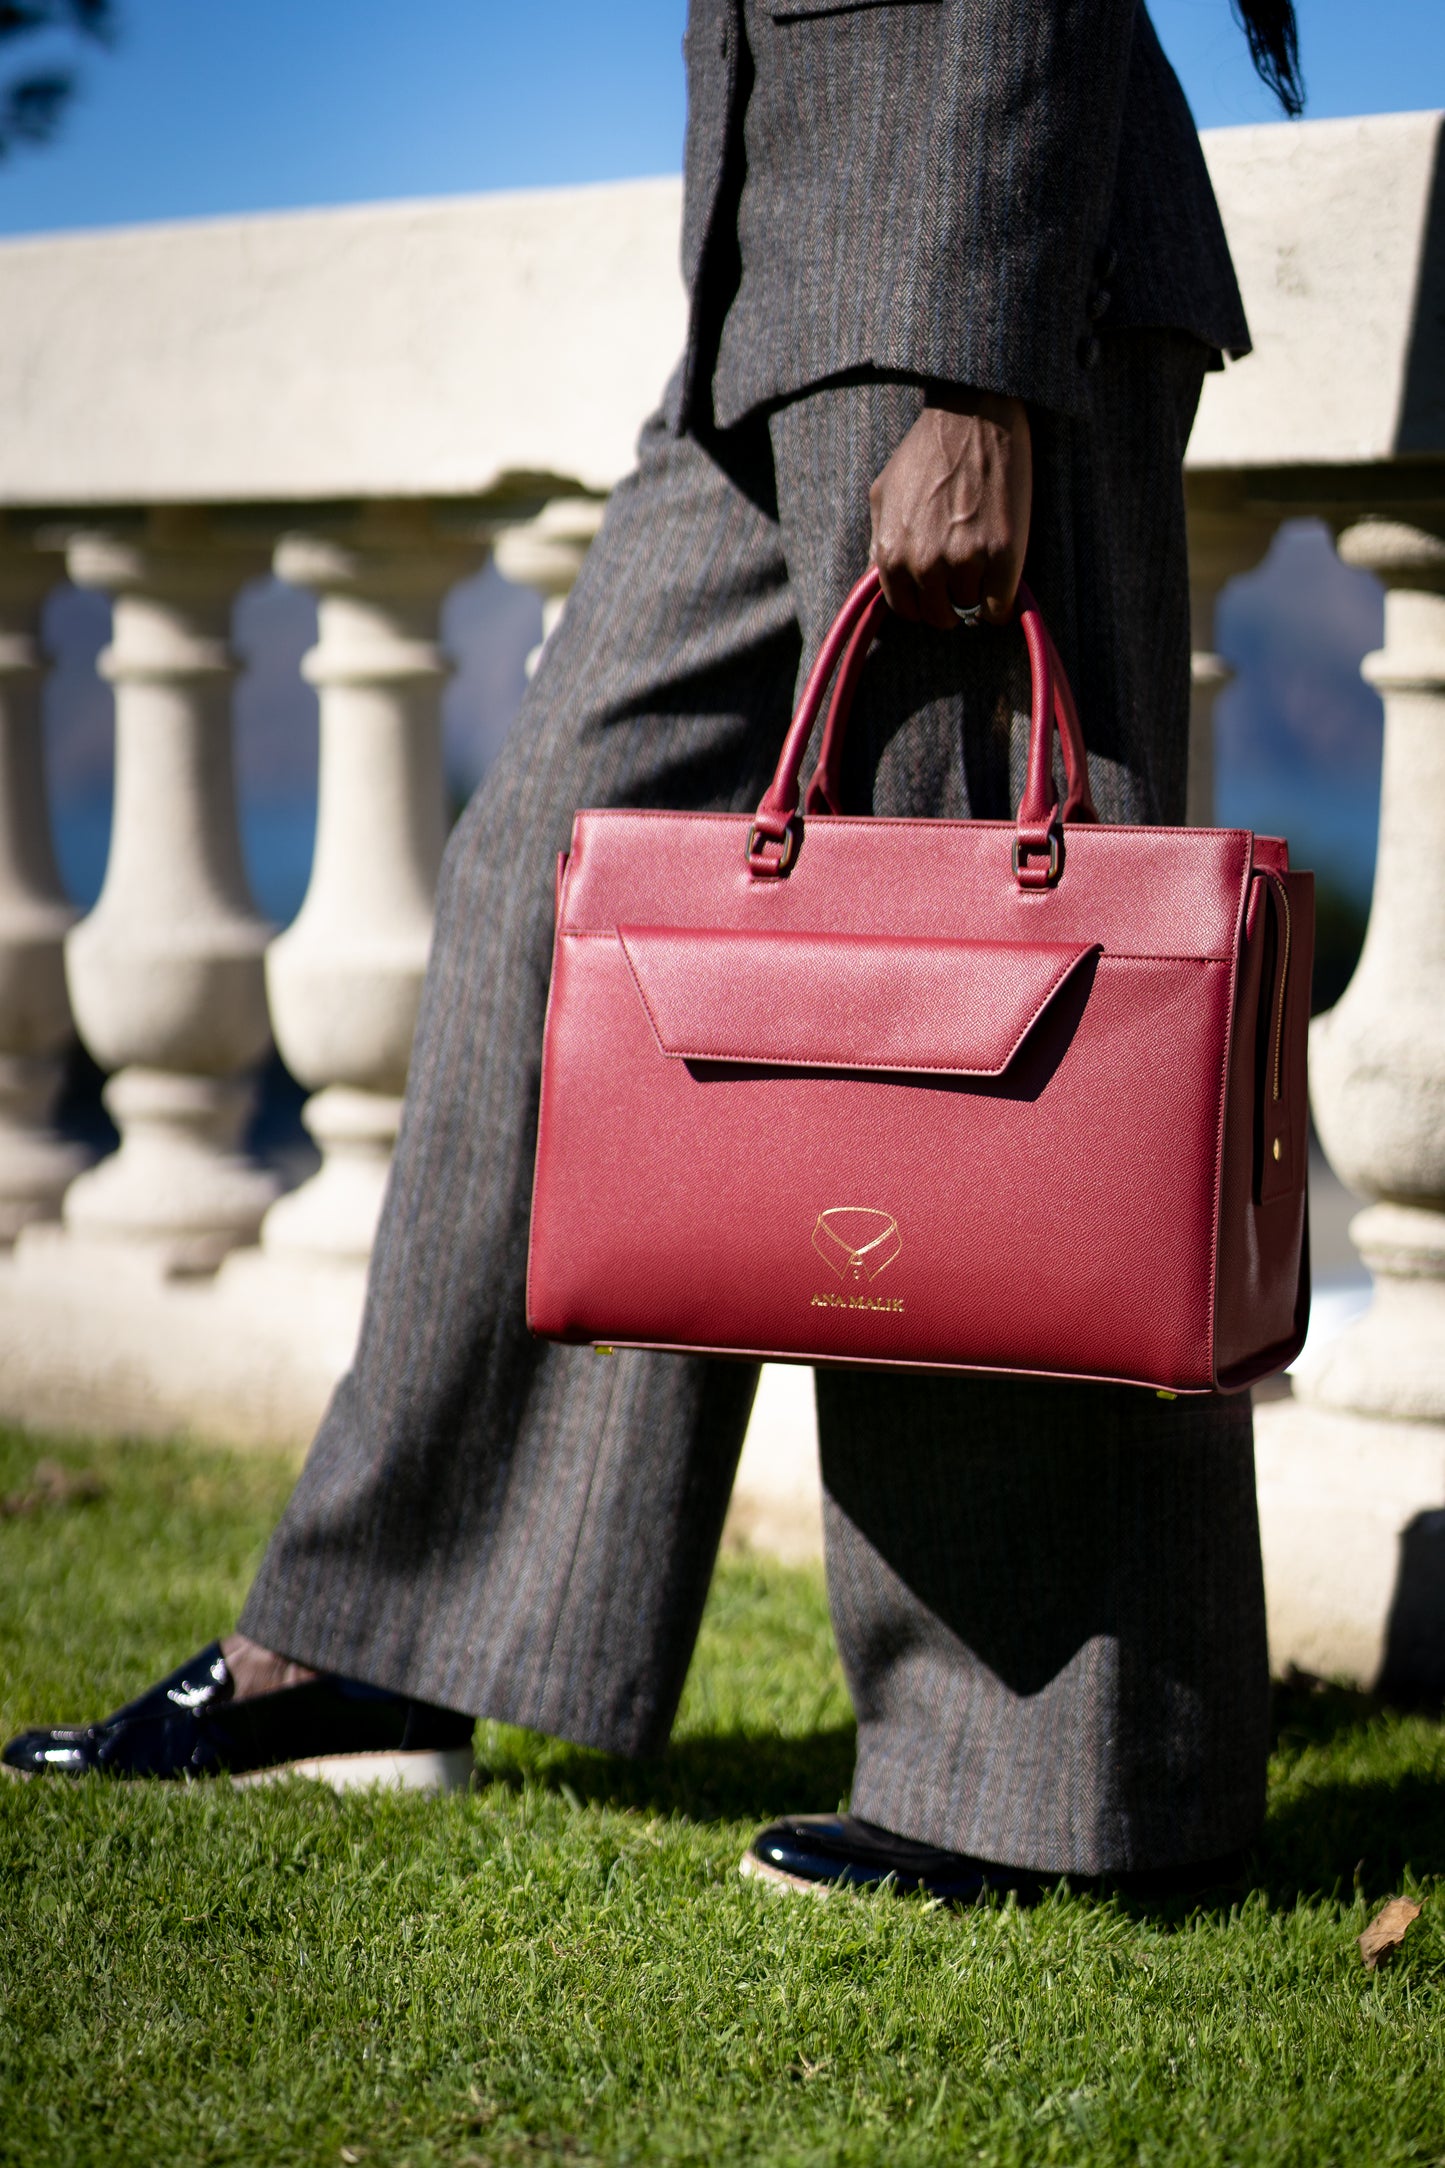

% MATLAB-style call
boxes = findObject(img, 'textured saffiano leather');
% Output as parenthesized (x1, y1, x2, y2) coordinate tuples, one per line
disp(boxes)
(527, 577, 1312, 1394)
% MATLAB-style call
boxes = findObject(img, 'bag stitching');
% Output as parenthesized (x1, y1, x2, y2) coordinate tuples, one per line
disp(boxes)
(612, 934, 1222, 1075)
(618, 929, 1093, 1073)
(563, 928, 1232, 968)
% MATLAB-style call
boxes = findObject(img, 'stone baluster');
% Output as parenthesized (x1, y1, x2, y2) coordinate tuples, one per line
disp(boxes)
(0, 523, 89, 1241)
(43, 513, 278, 1274)
(493, 496, 605, 675)
(1300, 519, 1445, 1421)
(249, 511, 486, 1276)
(1183, 490, 1276, 824)
(1251, 516, 1445, 1698)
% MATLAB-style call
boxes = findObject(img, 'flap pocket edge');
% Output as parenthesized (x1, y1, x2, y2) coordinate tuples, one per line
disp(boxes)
(617, 924, 1100, 1077)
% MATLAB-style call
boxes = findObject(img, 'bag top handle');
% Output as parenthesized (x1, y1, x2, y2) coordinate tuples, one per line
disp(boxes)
(746, 567, 1097, 887)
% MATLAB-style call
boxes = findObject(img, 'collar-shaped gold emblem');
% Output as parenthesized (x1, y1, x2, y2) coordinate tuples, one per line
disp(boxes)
(813, 1207, 901, 1283)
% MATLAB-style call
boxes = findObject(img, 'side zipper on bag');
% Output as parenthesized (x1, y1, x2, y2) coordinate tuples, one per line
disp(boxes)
(1265, 871, 1291, 1106)
(1255, 869, 1295, 1201)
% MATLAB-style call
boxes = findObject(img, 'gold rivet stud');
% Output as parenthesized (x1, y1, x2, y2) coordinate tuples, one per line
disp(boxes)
(595, 1345, 615, 1356)
(1156, 1390, 1177, 1402)
(1272, 1138, 1282, 1162)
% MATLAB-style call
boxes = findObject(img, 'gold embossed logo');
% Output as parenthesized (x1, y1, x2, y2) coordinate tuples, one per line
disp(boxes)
(812, 1207, 901, 1284)
(810, 1291, 905, 1314)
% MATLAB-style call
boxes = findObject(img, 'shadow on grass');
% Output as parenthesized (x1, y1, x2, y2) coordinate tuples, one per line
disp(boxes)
(1269, 1671, 1388, 1754)
(1099, 1772, 1445, 1930)
(1108, 1677, 1445, 1926)
(480, 1686, 1445, 1928)
(477, 1723, 859, 1827)
(1258, 1672, 1445, 1897)
(1255, 1773, 1445, 1903)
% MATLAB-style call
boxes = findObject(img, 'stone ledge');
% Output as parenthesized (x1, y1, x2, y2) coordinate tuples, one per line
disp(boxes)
(0, 113, 1440, 511)
(0, 1244, 829, 1565)
(724, 1363, 823, 1566)
(0, 1246, 353, 1449)
(1254, 1395, 1445, 1691)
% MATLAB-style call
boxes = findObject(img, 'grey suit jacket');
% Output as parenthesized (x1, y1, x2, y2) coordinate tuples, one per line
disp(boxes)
(675, 0, 1249, 429)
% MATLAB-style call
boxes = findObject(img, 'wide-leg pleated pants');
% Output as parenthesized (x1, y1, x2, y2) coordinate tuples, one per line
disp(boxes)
(241, 338, 1270, 1873)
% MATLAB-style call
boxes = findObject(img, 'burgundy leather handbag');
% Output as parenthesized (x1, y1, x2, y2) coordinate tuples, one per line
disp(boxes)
(527, 569, 1312, 1394)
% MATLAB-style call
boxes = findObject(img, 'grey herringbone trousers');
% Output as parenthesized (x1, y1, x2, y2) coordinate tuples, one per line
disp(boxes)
(242, 340, 1269, 1873)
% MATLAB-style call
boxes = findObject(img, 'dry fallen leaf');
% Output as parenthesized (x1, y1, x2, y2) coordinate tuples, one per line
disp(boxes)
(1359, 1896, 1421, 1970)
(340, 2150, 363, 2164)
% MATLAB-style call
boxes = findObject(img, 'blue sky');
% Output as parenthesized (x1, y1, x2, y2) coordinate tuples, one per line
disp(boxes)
(0, 0, 1437, 236)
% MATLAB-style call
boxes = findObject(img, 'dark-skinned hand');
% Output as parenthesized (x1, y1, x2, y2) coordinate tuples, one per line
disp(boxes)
(869, 387, 1032, 629)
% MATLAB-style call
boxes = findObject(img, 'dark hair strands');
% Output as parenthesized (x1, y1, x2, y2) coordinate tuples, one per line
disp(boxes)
(1232, 0, 1305, 117)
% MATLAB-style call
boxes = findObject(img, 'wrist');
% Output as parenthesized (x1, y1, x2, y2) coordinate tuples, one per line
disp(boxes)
(923, 384, 1026, 432)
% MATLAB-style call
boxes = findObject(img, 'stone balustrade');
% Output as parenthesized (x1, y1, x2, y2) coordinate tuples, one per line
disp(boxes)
(0, 520, 88, 1242)
(256, 514, 488, 1268)
(0, 119, 1441, 1686)
(56, 517, 278, 1271)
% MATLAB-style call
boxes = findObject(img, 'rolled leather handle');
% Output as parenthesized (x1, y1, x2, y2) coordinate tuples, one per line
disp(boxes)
(800, 586, 891, 819)
(804, 580, 1097, 827)
(1042, 620, 1096, 827)
(748, 566, 1097, 883)
(747, 567, 881, 870)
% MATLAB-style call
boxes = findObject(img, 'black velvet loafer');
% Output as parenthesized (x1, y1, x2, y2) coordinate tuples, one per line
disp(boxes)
(2, 1642, 475, 1793)
(741, 1814, 1038, 1903)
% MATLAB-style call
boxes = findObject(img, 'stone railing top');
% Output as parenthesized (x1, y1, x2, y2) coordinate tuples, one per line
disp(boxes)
(1189, 109, 1444, 473)
(0, 177, 687, 508)
(0, 110, 1439, 510)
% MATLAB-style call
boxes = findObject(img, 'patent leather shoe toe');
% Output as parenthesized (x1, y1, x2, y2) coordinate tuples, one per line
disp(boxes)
(741, 1814, 1035, 1903)
(2, 1642, 474, 1793)
(741, 1814, 1246, 1905)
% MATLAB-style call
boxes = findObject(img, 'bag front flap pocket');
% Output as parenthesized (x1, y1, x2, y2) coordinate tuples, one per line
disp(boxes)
(617, 924, 1099, 1077)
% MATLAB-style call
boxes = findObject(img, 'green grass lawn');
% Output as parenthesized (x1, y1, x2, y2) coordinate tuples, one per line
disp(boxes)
(1, 1425, 1443, 2168)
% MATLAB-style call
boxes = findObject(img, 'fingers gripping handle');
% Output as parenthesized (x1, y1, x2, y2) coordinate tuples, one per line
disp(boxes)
(750, 568, 1096, 884)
